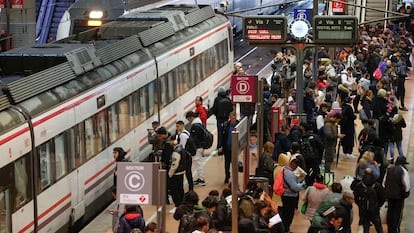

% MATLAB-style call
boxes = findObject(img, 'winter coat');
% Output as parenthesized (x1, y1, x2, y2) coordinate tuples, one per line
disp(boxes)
(353, 173, 385, 214)
(282, 165, 305, 197)
(210, 95, 233, 121)
(392, 114, 406, 142)
(323, 118, 338, 147)
(117, 213, 145, 233)
(303, 182, 330, 220)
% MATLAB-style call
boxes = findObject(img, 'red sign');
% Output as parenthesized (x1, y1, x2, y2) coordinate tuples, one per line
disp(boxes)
(11, 0, 23, 8)
(0, 0, 5, 8)
(332, 0, 345, 14)
(231, 75, 257, 103)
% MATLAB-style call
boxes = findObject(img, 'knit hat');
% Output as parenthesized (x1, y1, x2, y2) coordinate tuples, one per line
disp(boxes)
(218, 86, 226, 95)
(377, 89, 386, 98)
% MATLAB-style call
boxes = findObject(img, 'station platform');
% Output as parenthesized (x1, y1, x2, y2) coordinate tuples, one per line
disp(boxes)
(82, 74, 414, 233)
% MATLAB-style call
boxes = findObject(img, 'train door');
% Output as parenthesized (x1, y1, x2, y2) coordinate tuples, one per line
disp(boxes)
(69, 127, 85, 224)
(0, 187, 11, 233)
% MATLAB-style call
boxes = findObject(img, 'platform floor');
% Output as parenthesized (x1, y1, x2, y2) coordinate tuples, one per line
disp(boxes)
(82, 75, 414, 233)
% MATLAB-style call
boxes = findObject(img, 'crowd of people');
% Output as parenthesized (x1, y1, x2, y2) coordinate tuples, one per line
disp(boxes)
(108, 19, 413, 233)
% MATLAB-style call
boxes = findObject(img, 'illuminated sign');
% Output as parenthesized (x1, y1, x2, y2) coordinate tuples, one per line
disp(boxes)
(243, 16, 287, 44)
(314, 16, 358, 44)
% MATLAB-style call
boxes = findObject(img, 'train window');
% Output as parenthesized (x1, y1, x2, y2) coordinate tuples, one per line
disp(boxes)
(0, 188, 11, 233)
(118, 98, 131, 135)
(14, 155, 31, 208)
(77, 123, 86, 166)
(67, 128, 77, 170)
(0, 109, 25, 134)
(149, 82, 158, 115)
(108, 104, 120, 143)
(54, 134, 67, 180)
(193, 57, 202, 84)
(159, 75, 167, 108)
(38, 142, 52, 190)
(138, 88, 148, 121)
(129, 92, 140, 127)
(84, 118, 96, 160)
(166, 72, 176, 103)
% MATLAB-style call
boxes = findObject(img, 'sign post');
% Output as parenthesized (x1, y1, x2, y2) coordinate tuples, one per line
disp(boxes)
(117, 162, 160, 205)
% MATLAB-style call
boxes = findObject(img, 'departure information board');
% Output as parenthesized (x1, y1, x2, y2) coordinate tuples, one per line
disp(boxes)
(314, 16, 358, 44)
(243, 16, 287, 44)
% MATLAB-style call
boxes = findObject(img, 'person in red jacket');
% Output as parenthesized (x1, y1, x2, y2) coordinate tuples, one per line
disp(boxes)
(195, 96, 208, 126)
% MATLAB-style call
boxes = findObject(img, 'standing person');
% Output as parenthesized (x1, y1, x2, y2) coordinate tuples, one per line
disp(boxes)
(176, 120, 194, 191)
(195, 96, 208, 126)
(383, 156, 411, 233)
(168, 135, 187, 214)
(117, 205, 145, 233)
(113, 147, 129, 186)
(210, 86, 233, 151)
(323, 113, 344, 172)
(221, 112, 239, 184)
(147, 121, 161, 161)
(280, 157, 306, 233)
(186, 111, 206, 186)
(340, 96, 357, 159)
(256, 142, 276, 188)
(302, 174, 330, 222)
(248, 131, 259, 176)
(390, 107, 406, 162)
(353, 169, 386, 233)
(273, 124, 292, 161)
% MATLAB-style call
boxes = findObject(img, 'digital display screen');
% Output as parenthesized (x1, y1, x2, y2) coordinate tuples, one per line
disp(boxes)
(243, 16, 287, 44)
(314, 16, 358, 44)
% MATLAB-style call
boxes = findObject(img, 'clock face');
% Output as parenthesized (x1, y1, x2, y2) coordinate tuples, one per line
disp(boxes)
(289, 19, 311, 41)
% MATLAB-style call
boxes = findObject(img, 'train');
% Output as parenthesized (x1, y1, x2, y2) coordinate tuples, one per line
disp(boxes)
(0, 4, 233, 233)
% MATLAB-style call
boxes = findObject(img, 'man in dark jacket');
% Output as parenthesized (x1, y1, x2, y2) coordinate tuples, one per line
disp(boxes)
(272, 124, 292, 161)
(323, 113, 344, 172)
(382, 156, 411, 233)
(353, 169, 386, 233)
(210, 86, 233, 150)
(221, 112, 239, 184)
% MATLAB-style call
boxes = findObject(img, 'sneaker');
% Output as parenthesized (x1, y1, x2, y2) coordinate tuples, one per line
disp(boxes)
(195, 180, 206, 186)
(399, 107, 408, 111)
(345, 153, 357, 159)
(193, 179, 201, 185)
(169, 207, 176, 214)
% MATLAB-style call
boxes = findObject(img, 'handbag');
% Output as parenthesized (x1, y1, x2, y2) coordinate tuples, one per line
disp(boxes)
(300, 202, 308, 215)
(359, 109, 368, 121)
(324, 172, 335, 186)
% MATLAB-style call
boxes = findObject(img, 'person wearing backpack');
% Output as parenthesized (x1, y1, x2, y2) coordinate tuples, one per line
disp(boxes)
(209, 86, 233, 151)
(382, 156, 411, 233)
(220, 112, 239, 184)
(117, 205, 145, 233)
(176, 120, 194, 191)
(353, 168, 386, 233)
(186, 111, 207, 186)
(168, 135, 187, 214)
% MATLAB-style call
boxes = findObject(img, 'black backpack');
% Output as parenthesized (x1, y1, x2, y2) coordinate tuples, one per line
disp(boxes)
(191, 123, 213, 149)
(178, 213, 196, 233)
(182, 131, 197, 156)
(175, 145, 190, 173)
(356, 183, 378, 213)
(300, 135, 315, 160)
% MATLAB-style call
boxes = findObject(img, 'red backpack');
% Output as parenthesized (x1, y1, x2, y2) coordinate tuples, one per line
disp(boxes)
(273, 168, 287, 196)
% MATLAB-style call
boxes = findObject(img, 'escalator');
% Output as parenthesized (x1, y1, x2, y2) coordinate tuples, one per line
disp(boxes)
(36, 0, 75, 44)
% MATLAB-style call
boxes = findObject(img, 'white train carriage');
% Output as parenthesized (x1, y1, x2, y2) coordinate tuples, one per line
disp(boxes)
(0, 4, 232, 232)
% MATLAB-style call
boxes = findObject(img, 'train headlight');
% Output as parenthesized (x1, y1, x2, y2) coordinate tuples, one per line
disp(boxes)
(89, 10, 104, 19)
(87, 20, 103, 26)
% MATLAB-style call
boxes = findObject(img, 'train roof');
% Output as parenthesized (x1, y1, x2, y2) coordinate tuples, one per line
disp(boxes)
(0, 4, 223, 111)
